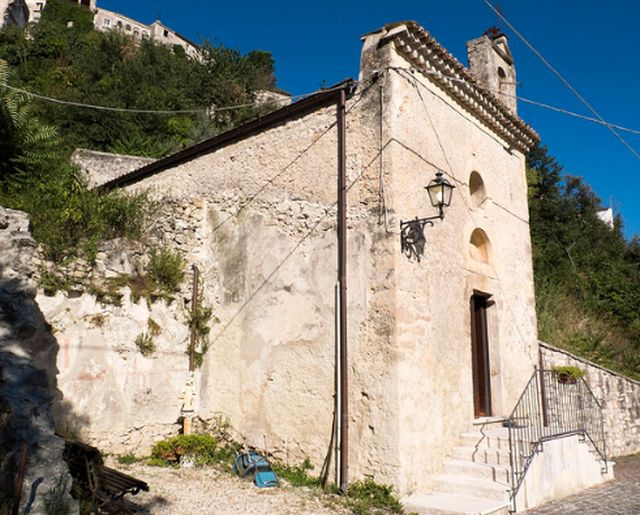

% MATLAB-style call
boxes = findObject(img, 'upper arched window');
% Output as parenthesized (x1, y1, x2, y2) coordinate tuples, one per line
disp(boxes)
(469, 171, 487, 207)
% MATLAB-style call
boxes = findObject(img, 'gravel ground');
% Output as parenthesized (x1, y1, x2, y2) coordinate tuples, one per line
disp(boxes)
(112, 462, 351, 514)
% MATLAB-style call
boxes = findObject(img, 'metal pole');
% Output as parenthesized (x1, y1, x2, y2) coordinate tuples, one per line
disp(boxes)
(189, 264, 199, 372)
(337, 88, 348, 493)
(12, 442, 28, 515)
(334, 282, 341, 488)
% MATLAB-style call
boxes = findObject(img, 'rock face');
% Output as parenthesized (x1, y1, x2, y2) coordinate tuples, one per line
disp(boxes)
(0, 1, 29, 29)
(0, 207, 76, 514)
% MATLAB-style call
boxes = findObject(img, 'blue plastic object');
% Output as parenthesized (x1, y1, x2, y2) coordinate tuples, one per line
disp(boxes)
(232, 450, 279, 488)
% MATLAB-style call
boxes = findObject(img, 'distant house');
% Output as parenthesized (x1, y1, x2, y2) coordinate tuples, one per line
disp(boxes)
(93, 8, 200, 59)
(1, 0, 200, 59)
(597, 207, 615, 229)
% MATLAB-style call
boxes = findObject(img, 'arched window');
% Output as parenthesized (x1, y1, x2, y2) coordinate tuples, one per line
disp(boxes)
(469, 228, 491, 264)
(469, 171, 487, 207)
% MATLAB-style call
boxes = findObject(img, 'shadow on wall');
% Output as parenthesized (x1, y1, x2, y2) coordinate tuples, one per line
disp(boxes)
(0, 274, 86, 513)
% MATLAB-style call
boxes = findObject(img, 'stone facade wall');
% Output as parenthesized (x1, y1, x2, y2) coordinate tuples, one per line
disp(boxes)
(540, 341, 640, 457)
(374, 35, 538, 494)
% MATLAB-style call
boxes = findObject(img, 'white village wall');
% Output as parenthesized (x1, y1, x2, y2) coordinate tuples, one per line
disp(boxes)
(377, 39, 539, 494)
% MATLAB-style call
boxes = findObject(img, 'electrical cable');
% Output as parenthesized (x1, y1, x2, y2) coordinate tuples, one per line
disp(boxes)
(0, 81, 310, 115)
(481, 0, 640, 161)
(505, 94, 640, 136)
(388, 65, 640, 137)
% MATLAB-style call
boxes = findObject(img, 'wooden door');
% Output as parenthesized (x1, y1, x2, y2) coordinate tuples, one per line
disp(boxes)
(471, 293, 492, 418)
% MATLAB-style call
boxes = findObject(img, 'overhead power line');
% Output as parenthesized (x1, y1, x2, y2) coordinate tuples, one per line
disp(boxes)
(0, 81, 306, 115)
(508, 95, 640, 136)
(481, 0, 640, 162)
(389, 66, 640, 137)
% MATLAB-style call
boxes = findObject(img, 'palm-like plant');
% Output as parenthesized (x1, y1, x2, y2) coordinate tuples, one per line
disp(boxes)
(0, 59, 63, 187)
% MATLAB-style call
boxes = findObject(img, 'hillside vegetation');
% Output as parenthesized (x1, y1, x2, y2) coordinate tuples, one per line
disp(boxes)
(528, 145, 640, 379)
(0, 0, 278, 157)
(0, 0, 280, 261)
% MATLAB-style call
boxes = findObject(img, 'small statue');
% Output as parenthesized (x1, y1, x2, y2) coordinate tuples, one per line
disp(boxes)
(180, 377, 196, 413)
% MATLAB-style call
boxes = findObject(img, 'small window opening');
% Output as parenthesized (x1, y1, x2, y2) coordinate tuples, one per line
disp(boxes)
(469, 171, 487, 207)
(469, 228, 491, 264)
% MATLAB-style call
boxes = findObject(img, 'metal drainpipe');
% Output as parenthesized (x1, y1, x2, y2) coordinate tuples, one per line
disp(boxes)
(189, 264, 199, 372)
(337, 88, 348, 493)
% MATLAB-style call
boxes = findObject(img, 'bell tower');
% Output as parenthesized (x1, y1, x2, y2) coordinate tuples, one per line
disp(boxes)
(467, 27, 517, 114)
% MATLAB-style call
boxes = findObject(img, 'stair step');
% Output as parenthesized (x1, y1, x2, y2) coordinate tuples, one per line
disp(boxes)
(402, 492, 509, 514)
(442, 459, 511, 483)
(433, 475, 510, 501)
(452, 446, 512, 466)
(460, 432, 510, 450)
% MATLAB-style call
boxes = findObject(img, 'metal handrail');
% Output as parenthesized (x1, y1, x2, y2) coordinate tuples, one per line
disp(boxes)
(506, 368, 607, 512)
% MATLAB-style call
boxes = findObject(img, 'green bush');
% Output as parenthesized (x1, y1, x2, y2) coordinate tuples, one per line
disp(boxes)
(552, 365, 586, 381)
(272, 458, 321, 488)
(147, 247, 185, 294)
(151, 434, 224, 466)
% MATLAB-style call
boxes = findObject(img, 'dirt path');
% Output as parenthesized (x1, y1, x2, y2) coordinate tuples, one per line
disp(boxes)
(115, 462, 351, 514)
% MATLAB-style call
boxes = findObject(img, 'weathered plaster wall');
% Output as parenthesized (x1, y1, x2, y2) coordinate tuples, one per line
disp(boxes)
(540, 342, 640, 457)
(378, 38, 538, 494)
(35, 197, 206, 454)
(119, 87, 402, 483)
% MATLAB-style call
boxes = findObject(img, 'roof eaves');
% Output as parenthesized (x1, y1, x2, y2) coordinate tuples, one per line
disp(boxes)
(389, 21, 539, 152)
(101, 79, 357, 190)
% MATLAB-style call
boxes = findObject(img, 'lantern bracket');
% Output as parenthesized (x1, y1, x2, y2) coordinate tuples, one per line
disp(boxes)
(400, 213, 443, 262)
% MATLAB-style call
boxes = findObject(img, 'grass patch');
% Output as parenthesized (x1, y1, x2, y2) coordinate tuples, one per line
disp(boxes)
(39, 270, 74, 296)
(147, 247, 185, 295)
(537, 284, 640, 380)
(272, 458, 322, 488)
(88, 313, 106, 328)
(344, 479, 404, 514)
(116, 453, 143, 465)
(135, 332, 156, 357)
(147, 317, 162, 337)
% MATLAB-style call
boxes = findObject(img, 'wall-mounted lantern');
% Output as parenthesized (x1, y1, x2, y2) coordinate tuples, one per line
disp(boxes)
(400, 171, 455, 262)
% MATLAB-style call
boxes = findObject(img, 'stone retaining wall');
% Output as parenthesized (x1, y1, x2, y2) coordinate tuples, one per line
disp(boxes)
(0, 207, 76, 514)
(540, 341, 640, 457)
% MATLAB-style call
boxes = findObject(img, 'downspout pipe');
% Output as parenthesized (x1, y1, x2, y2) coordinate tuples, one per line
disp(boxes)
(337, 87, 349, 493)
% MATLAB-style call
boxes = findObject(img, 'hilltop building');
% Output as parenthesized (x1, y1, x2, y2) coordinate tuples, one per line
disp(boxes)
(0, 0, 200, 58)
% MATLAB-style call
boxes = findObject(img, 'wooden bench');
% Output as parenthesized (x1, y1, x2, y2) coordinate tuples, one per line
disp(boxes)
(62, 439, 149, 512)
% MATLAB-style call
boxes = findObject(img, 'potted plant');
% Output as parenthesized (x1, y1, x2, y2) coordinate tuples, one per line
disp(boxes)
(552, 365, 586, 384)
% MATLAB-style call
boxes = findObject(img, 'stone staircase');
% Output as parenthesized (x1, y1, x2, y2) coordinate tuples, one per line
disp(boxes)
(402, 425, 512, 515)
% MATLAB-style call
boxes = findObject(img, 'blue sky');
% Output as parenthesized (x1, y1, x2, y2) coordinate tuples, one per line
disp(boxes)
(101, 0, 640, 238)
